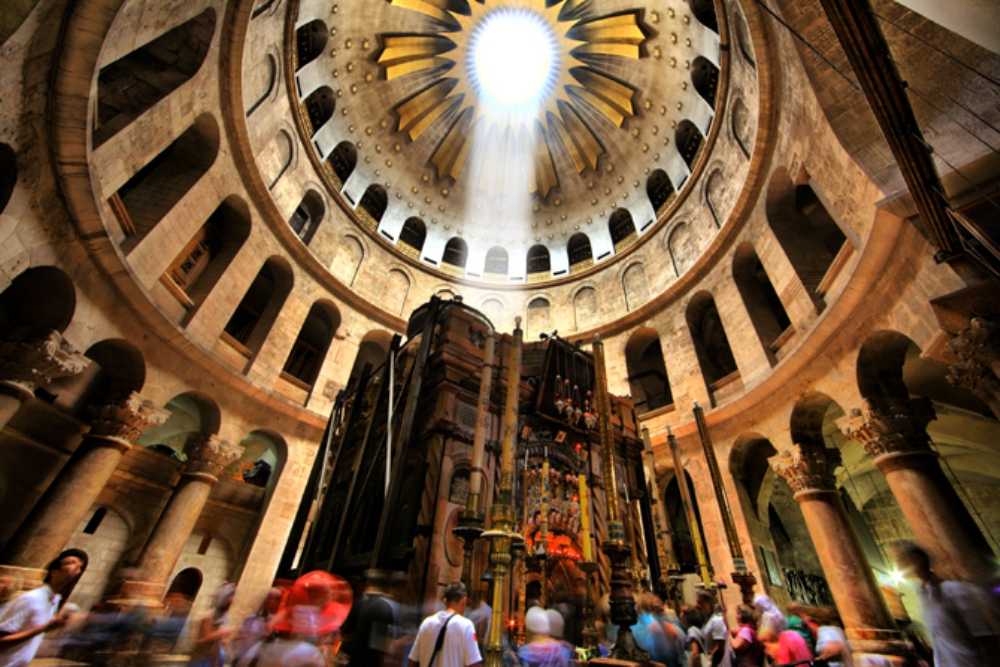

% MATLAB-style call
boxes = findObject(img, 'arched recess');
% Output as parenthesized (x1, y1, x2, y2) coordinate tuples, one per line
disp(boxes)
(65, 506, 130, 612)
(573, 286, 598, 331)
(622, 262, 649, 311)
(625, 328, 673, 413)
(567, 233, 593, 272)
(264, 130, 294, 190)
(332, 235, 364, 286)
(138, 392, 222, 457)
(733, 243, 792, 365)
(732, 98, 752, 159)
(765, 169, 848, 311)
(647, 169, 674, 214)
(442, 238, 468, 270)
(43, 338, 146, 415)
(222, 256, 294, 363)
(303, 86, 335, 135)
(667, 222, 696, 277)
(386, 269, 410, 316)
(734, 6, 756, 67)
(229, 429, 287, 492)
(160, 196, 251, 324)
(705, 169, 726, 227)
(163, 567, 203, 626)
(526, 245, 551, 276)
(664, 471, 709, 574)
(676, 120, 704, 170)
(398, 218, 426, 258)
(112, 114, 220, 251)
(691, 56, 720, 108)
(328, 141, 357, 188)
(0, 143, 16, 214)
(0, 266, 76, 341)
(93, 9, 216, 147)
(358, 184, 388, 226)
(485, 246, 509, 276)
(526, 297, 551, 336)
(481, 298, 504, 325)
(730, 434, 778, 522)
(295, 20, 328, 69)
(282, 301, 340, 389)
(289, 190, 325, 244)
(347, 330, 392, 388)
(245, 53, 277, 117)
(686, 292, 740, 405)
(688, 0, 718, 33)
(609, 209, 637, 250)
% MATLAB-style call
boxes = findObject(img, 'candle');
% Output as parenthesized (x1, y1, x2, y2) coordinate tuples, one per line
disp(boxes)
(578, 473, 593, 562)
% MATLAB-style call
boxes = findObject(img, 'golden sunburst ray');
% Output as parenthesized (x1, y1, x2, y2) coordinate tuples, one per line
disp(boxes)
(376, 0, 648, 197)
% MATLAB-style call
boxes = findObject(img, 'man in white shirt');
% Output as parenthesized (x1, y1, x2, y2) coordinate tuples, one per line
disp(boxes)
(696, 589, 732, 667)
(408, 582, 483, 667)
(0, 548, 88, 667)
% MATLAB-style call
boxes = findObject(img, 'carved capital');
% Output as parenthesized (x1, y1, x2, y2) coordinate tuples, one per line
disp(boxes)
(840, 398, 935, 459)
(184, 434, 244, 480)
(947, 317, 1000, 398)
(771, 443, 837, 495)
(87, 392, 169, 444)
(0, 331, 90, 386)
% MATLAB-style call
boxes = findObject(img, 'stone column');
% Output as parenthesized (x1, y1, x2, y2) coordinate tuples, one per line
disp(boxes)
(1, 393, 165, 583)
(122, 434, 244, 603)
(945, 317, 1000, 420)
(0, 331, 90, 429)
(771, 445, 907, 665)
(843, 398, 996, 581)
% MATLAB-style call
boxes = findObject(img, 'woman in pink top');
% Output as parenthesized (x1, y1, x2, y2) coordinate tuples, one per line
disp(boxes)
(764, 628, 813, 666)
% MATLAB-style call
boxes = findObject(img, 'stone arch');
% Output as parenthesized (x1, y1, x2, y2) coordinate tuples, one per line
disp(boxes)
(66, 506, 131, 612)
(676, 120, 704, 170)
(295, 20, 327, 69)
(733, 242, 792, 365)
(359, 184, 388, 224)
(526, 296, 552, 336)
(387, 268, 411, 316)
(303, 85, 335, 135)
(347, 330, 393, 388)
(609, 209, 637, 250)
(332, 234, 365, 286)
(223, 256, 294, 363)
(573, 286, 598, 331)
(481, 297, 504, 325)
(625, 328, 672, 412)
(399, 218, 427, 257)
(765, 168, 848, 311)
(691, 56, 720, 107)
(790, 391, 845, 449)
(246, 52, 278, 117)
(328, 141, 357, 188)
(667, 222, 696, 277)
(113, 113, 220, 250)
(730, 433, 778, 520)
(264, 129, 294, 190)
(689, 0, 718, 33)
(734, 4, 756, 67)
(0, 266, 76, 340)
(732, 97, 752, 159)
(567, 233, 593, 270)
(139, 391, 222, 456)
(81, 338, 146, 403)
(686, 291, 740, 404)
(647, 168, 674, 214)
(526, 245, 551, 275)
(164, 566, 203, 626)
(442, 237, 468, 269)
(0, 143, 16, 214)
(705, 168, 726, 227)
(282, 301, 341, 388)
(162, 196, 252, 324)
(485, 246, 509, 275)
(93, 8, 216, 147)
(289, 190, 325, 244)
(622, 262, 649, 311)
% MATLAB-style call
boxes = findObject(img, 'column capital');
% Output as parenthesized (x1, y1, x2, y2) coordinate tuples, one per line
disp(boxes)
(947, 317, 1000, 397)
(87, 392, 169, 446)
(184, 434, 244, 481)
(0, 330, 90, 387)
(770, 443, 838, 495)
(839, 398, 935, 460)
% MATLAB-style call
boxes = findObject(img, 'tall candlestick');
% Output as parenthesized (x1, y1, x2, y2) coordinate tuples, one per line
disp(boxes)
(641, 427, 681, 607)
(578, 473, 593, 562)
(667, 426, 713, 586)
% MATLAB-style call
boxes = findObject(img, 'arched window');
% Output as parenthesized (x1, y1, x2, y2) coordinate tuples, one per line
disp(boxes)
(93, 9, 216, 147)
(609, 209, 637, 250)
(526, 245, 551, 275)
(283, 302, 340, 387)
(647, 169, 674, 214)
(296, 20, 328, 69)
(358, 184, 388, 226)
(484, 247, 509, 275)
(442, 238, 468, 269)
(567, 233, 593, 270)
(667, 222, 696, 277)
(347, 331, 392, 388)
(112, 114, 219, 249)
(0, 266, 76, 341)
(686, 292, 740, 405)
(0, 143, 16, 215)
(526, 297, 551, 335)
(289, 190, 325, 244)
(398, 218, 426, 257)
(733, 243, 792, 365)
(303, 86, 335, 135)
(626, 328, 673, 412)
(622, 262, 649, 310)
(691, 56, 720, 108)
(161, 196, 251, 323)
(676, 120, 704, 170)
(328, 141, 357, 187)
(765, 170, 848, 311)
(245, 54, 277, 117)
(573, 287, 598, 330)
(734, 8, 756, 67)
(732, 98, 752, 159)
(705, 169, 726, 227)
(688, 0, 718, 33)
(164, 567, 203, 625)
(223, 257, 294, 361)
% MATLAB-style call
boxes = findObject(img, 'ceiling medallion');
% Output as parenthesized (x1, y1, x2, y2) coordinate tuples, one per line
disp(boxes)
(377, 0, 649, 197)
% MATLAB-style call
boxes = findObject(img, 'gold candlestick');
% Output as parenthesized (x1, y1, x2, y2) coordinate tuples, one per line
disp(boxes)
(578, 472, 594, 562)
(667, 426, 713, 587)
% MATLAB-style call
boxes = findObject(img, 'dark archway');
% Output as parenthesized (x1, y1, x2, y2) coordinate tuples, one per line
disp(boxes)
(625, 328, 673, 413)
(647, 169, 674, 214)
(567, 233, 593, 269)
(676, 120, 704, 170)
(283, 301, 340, 387)
(691, 56, 720, 107)
(733, 243, 792, 365)
(686, 292, 740, 405)
(609, 209, 636, 250)
(0, 143, 16, 214)
(526, 245, 551, 275)
(688, 0, 718, 33)
(295, 20, 328, 69)
(303, 86, 335, 135)
(359, 184, 388, 224)
(223, 256, 294, 362)
(0, 266, 76, 341)
(442, 238, 468, 269)
(329, 141, 357, 187)
(484, 246, 509, 275)
(289, 190, 325, 244)
(399, 218, 427, 257)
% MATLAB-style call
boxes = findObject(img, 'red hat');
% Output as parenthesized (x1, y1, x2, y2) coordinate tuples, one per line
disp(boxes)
(272, 571, 352, 636)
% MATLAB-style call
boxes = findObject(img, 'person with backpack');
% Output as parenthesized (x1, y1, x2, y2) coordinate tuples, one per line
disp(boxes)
(407, 583, 482, 667)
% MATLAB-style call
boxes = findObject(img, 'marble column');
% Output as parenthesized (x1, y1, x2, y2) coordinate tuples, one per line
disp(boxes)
(1, 393, 165, 582)
(843, 398, 996, 581)
(945, 317, 1000, 420)
(0, 331, 90, 429)
(122, 434, 244, 602)
(771, 444, 907, 664)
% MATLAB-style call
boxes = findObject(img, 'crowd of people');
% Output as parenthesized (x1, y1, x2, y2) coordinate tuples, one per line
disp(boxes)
(0, 542, 996, 666)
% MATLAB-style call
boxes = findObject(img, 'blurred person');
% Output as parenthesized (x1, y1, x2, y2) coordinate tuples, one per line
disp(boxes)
(463, 587, 491, 652)
(188, 581, 235, 666)
(784, 603, 816, 655)
(341, 570, 400, 666)
(516, 606, 569, 667)
(232, 587, 283, 663)
(0, 577, 15, 609)
(762, 626, 812, 667)
(680, 606, 706, 667)
(407, 582, 482, 667)
(729, 605, 765, 667)
(809, 606, 850, 667)
(632, 592, 682, 667)
(752, 594, 786, 641)
(544, 607, 574, 663)
(897, 542, 1000, 667)
(697, 589, 732, 667)
(0, 548, 87, 667)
